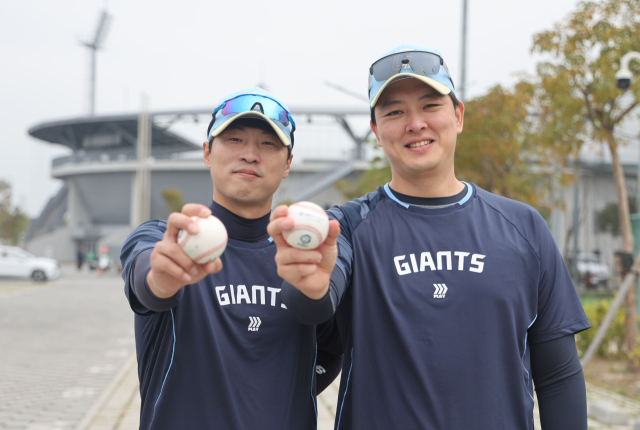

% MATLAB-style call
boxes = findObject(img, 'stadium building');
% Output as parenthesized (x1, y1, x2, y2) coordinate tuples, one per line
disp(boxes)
(24, 106, 372, 263)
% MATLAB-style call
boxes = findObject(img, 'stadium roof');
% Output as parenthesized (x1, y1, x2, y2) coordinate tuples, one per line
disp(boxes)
(28, 106, 370, 152)
(28, 113, 198, 152)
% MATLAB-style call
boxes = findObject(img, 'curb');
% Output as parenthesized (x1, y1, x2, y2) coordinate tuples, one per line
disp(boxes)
(74, 353, 138, 430)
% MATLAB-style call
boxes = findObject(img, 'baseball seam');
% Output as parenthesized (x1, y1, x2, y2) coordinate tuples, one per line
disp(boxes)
(194, 241, 227, 263)
(178, 217, 202, 247)
(283, 224, 324, 245)
(291, 203, 327, 216)
(178, 232, 191, 248)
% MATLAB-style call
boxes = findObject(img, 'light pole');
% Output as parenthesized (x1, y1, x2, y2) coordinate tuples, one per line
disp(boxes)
(616, 51, 640, 334)
(616, 51, 640, 213)
(459, 0, 468, 102)
(81, 10, 111, 116)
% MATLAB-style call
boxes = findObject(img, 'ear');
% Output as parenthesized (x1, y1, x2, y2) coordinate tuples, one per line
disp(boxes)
(371, 120, 382, 148)
(203, 141, 211, 169)
(283, 153, 293, 179)
(455, 101, 465, 134)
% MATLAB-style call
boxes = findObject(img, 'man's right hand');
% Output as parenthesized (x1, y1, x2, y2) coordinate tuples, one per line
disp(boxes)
(267, 205, 340, 300)
(147, 204, 223, 299)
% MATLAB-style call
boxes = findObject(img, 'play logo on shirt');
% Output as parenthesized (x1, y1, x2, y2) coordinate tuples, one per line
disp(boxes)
(248, 316, 262, 331)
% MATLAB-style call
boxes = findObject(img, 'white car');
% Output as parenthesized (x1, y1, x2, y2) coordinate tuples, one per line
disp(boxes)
(576, 252, 609, 288)
(0, 246, 61, 282)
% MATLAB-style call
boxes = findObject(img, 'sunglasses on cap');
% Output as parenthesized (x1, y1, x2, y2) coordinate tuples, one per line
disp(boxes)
(212, 94, 294, 128)
(369, 51, 449, 82)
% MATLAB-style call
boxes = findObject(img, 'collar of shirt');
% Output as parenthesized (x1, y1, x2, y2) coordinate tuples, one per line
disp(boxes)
(208, 200, 271, 243)
(388, 183, 468, 208)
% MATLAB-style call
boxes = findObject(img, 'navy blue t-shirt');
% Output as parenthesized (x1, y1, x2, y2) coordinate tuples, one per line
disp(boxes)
(121, 217, 320, 429)
(328, 183, 590, 430)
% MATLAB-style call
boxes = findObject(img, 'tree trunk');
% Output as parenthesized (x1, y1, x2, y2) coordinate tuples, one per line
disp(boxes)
(608, 138, 634, 254)
(607, 132, 638, 368)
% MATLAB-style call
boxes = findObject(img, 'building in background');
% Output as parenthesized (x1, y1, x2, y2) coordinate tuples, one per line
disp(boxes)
(24, 107, 371, 263)
(23, 106, 640, 282)
(550, 139, 640, 286)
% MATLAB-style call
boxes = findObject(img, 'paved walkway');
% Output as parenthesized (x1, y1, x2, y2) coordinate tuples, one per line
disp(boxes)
(585, 383, 640, 429)
(0, 266, 134, 430)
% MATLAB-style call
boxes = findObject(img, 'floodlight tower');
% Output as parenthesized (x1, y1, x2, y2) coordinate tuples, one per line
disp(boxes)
(459, 0, 468, 102)
(81, 10, 111, 116)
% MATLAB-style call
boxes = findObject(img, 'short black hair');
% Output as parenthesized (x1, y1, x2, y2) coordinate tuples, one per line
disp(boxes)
(370, 93, 460, 125)
(207, 117, 293, 158)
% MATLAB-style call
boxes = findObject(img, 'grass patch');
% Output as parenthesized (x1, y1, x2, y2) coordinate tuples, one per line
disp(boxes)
(580, 295, 612, 307)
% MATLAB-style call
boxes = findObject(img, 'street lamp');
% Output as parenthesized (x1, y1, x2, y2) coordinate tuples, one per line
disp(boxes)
(616, 52, 640, 214)
(615, 51, 640, 342)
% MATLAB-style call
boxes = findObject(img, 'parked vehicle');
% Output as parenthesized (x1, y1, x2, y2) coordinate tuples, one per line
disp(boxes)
(0, 246, 61, 282)
(576, 252, 609, 289)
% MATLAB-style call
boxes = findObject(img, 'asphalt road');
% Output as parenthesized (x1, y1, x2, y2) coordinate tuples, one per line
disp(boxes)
(0, 266, 134, 430)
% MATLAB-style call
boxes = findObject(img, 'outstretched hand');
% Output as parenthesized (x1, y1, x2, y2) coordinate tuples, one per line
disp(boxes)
(148, 204, 223, 299)
(267, 205, 340, 300)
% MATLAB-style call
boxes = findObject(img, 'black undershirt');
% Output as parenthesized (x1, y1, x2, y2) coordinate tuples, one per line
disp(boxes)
(531, 335, 587, 430)
(210, 201, 271, 243)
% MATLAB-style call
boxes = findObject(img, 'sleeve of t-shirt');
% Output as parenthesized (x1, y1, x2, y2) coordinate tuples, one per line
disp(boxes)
(129, 249, 183, 313)
(527, 211, 591, 344)
(120, 219, 169, 316)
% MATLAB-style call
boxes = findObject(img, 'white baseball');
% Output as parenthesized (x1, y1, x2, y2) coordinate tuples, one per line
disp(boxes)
(177, 216, 228, 264)
(283, 201, 329, 250)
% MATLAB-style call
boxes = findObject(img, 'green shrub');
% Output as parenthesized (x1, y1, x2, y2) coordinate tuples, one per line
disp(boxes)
(576, 299, 626, 358)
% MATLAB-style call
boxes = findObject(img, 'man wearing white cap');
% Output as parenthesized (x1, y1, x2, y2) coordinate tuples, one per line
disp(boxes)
(120, 87, 342, 430)
(268, 46, 590, 429)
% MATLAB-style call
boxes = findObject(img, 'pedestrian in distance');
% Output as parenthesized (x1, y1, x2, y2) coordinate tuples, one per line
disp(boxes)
(76, 244, 85, 271)
(268, 45, 591, 430)
(120, 87, 342, 430)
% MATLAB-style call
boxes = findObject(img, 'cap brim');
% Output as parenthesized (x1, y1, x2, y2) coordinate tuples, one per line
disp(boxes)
(370, 73, 452, 108)
(210, 111, 291, 146)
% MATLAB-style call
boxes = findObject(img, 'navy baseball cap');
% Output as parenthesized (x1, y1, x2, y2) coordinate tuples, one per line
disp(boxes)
(208, 87, 296, 147)
(369, 44, 456, 108)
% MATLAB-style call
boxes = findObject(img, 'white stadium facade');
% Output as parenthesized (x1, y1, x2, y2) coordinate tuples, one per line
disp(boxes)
(24, 106, 372, 263)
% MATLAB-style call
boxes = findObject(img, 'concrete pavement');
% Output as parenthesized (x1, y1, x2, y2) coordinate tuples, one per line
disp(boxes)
(0, 266, 134, 430)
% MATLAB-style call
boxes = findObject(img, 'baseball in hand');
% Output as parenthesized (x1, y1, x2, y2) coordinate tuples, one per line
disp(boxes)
(178, 216, 228, 264)
(283, 202, 329, 250)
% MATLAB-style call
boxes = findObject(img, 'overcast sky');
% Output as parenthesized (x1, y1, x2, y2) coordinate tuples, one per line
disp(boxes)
(1, 0, 590, 217)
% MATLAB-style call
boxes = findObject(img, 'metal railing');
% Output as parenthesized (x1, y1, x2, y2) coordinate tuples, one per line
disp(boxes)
(51, 148, 200, 167)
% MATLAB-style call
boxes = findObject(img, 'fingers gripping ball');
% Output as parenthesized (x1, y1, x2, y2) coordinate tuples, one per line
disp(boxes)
(178, 216, 228, 264)
(283, 202, 329, 250)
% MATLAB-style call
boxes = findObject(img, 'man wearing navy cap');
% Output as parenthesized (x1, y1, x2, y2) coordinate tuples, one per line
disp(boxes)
(120, 87, 342, 430)
(269, 46, 590, 429)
